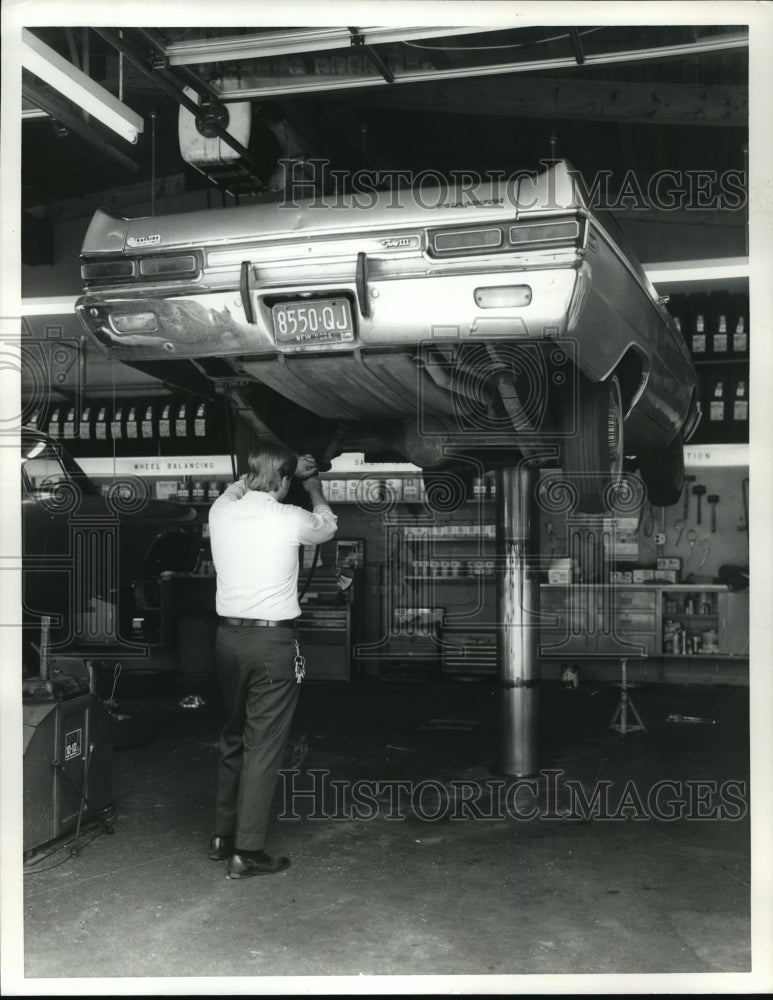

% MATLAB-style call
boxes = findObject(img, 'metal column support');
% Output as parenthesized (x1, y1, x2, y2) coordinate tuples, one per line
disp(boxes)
(495, 464, 540, 776)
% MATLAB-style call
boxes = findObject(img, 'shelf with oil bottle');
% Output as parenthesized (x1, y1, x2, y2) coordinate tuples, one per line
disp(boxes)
(28, 397, 229, 457)
(404, 522, 496, 580)
(667, 290, 749, 445)
(662, 591, 719, 655)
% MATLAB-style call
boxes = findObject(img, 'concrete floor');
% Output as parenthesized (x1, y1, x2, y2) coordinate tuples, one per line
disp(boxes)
(22, 673, 751, 983)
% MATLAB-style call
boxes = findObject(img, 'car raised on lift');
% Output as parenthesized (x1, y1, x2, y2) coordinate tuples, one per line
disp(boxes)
(75, 160, 700, 513)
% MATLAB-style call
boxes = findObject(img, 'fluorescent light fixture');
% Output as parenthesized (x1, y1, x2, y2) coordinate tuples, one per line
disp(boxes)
(644, 257, 749, 284)
(21, 28, 143, 144)
(21, 296, 78, 316)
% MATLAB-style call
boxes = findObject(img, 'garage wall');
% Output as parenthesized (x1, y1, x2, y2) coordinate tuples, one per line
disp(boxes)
(22, 179, 213, 298)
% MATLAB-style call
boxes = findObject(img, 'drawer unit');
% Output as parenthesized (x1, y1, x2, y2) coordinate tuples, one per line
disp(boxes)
(608, 589, 657, 610)
(539, 629, 590, 656)
(547, 608, 592, 635)
(596, 632, 657, 656)
(540, 585, 658, 658)
(442, 632, 497, 675)
(541, 584, 747, 663)
(598, 611, 657, 632)
(540, 587, 575, 609)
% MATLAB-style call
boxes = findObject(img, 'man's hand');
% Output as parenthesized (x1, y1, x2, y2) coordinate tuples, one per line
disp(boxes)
(295, 454, 318, 481)
(301, 474, 325, 497)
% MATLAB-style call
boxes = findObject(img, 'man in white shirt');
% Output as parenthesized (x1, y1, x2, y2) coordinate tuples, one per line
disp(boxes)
(207, 442, 338, 879)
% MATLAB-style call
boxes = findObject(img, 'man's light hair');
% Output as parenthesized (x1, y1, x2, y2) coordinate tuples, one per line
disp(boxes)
(245, 442, 297, 493)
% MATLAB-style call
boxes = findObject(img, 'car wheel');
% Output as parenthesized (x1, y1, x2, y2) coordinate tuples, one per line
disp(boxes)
(561, 372, 624, 514)
(638, 434, 685, 507)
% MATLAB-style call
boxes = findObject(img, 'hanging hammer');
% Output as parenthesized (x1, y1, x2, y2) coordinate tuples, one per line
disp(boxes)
(692, 484, 707, 525)
(683, 474, 696, 520)
(707, 494, 719, 533)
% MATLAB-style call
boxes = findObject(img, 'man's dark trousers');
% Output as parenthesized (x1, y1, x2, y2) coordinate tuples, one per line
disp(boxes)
(214, 624, 300, 851)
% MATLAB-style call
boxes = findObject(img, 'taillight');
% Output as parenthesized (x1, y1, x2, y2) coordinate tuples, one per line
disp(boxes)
(139, 255, 198, 278)
(508, 219, 581, 247)
(433, 228, 503, 254)
(81, 260, 135, 281)
(81, 252, 201, 285)
(428, 215, 585, 258)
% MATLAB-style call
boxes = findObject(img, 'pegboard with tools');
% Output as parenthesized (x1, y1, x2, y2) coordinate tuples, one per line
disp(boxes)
(538, 460, 748, 586)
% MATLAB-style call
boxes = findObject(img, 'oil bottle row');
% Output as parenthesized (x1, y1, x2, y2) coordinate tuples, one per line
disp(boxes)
(27, 397, 228, 456)
(666, 291, 749, 361)
(691, 365, 749, 444)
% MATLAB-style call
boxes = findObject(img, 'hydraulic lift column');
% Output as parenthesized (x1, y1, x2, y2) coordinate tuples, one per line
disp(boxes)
(495, 463, 540, 776)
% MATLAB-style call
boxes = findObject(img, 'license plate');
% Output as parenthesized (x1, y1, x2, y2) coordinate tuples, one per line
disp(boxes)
(271, 298, 354, 346)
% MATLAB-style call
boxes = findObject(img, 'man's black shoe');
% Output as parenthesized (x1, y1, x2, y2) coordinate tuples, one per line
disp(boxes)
(226, 851, 291, 878)
(208, 836, 234, 861)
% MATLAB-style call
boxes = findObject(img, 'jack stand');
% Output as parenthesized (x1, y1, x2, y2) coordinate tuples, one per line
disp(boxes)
(609, 658, 647, 736)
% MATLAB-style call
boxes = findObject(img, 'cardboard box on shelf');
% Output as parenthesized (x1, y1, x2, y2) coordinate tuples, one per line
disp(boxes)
(327, 480, 346, 502)
(548, 558, 572, 585)
(385, 478, 403, 502)
(403, 477, 421, 501)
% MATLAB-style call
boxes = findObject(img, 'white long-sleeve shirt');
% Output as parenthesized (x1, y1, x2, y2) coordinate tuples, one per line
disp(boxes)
(209, 480, 338, 620)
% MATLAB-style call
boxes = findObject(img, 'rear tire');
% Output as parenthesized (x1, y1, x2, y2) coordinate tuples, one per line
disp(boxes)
(639, 435, 685, 507)
(561, 372, 624, 514)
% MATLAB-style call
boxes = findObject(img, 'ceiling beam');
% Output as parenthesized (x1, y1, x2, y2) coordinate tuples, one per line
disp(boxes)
(336, 75, 747, 128)
(214, 32, 748, 100)
(165, 26, 493, 65)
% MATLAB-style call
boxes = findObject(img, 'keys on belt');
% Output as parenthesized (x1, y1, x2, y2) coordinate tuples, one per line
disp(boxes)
(294, 638, 306, 684)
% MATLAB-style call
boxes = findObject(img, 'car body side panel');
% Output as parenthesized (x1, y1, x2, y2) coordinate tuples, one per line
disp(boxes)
(570, 223, 694, 442)
(80, 162, 581, 256)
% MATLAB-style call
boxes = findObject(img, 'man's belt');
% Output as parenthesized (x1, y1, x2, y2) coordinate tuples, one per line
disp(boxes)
(219, 617, 296, 629)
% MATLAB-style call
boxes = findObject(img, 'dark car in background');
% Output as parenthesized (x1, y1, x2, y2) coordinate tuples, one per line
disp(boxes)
(21, 427, 202, 666)
(76, 160, 700, 512)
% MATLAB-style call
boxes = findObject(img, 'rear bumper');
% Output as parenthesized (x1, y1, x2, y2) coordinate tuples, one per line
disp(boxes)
(76, 266, 580, 362)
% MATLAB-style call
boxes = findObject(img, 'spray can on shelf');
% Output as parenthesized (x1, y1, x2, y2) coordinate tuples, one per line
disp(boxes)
(688, 293, 709, 357)
(732, 378, 748, 438)
(707, 379, 726, 440)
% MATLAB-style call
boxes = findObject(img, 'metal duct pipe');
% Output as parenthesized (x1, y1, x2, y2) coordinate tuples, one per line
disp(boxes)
(495, 464, 540, 776)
